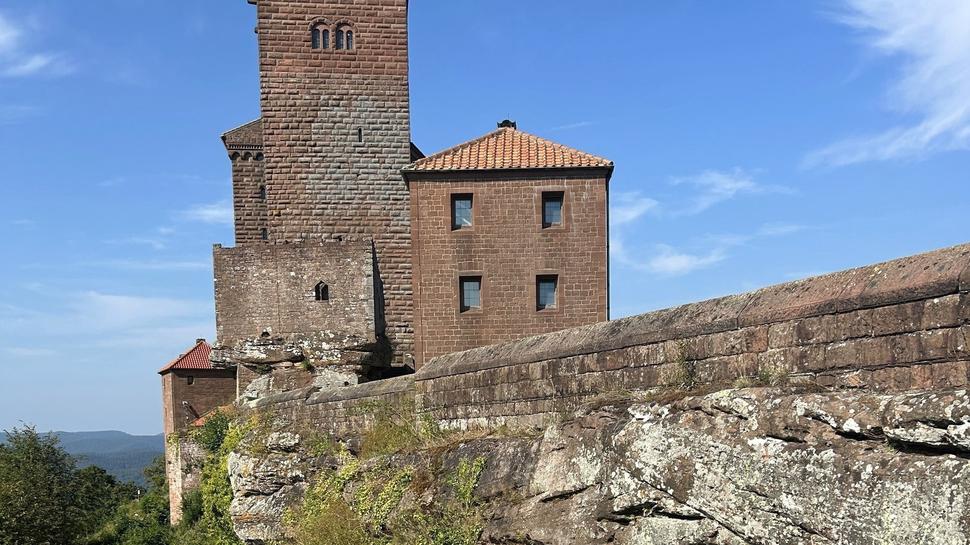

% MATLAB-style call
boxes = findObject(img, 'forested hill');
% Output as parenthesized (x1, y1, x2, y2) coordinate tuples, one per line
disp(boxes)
(2, 430, 164, 486)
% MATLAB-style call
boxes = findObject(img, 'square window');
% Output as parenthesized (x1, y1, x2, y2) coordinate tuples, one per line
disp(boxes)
(536, 275, 558, 310)
(187, 376, 195, 386)
(459, 276, 481, 312)
(542, 192, 563, 228)
(452, 194, 473, 229)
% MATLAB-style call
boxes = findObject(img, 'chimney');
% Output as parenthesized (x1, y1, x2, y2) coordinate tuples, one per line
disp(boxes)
(196, 338, 206, 344)
(497, 119, 517, 129)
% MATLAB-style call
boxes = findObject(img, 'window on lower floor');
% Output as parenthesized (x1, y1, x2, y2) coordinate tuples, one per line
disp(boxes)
(542, 191, 564, 228)
(459, 276, 482, 312)
(451, 193, 473, 230)
(536, 275, 558, 311)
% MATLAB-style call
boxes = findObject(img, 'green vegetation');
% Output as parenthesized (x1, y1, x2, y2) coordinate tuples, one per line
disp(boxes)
(286, 442, 487, 545)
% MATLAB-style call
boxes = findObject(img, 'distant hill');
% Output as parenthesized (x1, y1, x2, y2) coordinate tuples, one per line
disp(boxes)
(2, 431, 165, 486)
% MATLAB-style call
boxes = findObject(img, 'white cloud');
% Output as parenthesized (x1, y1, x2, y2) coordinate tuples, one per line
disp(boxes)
(805, 0, 970, 167)
(611, 192, 659, 225)
(0, 13, 73, 78)
(549, 121, 595, 131)
(612, 222, 807, 277)
(180, 200, 233, 225)
(671, 168, 782, 215)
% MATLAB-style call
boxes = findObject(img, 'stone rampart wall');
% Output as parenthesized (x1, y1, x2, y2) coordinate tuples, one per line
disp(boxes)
(234, 244, 970, 434)
(245, 375, 415, 441)
(415, 243, 970, 429)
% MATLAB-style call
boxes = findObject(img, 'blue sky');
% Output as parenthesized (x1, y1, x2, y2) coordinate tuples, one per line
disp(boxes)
(2, 1, 968, 434)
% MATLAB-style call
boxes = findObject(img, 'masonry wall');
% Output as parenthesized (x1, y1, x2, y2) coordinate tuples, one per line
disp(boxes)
(409, 170, 610, 366)
(213, 241, 376, 344)
(223, 119, 266, 246)
(162, 369, 237, 435)
(414, 243, 970, 429)
(245, 375, 415, 440)
(235, 244, 970, 438)
(165, 436, 206, 524)
(254, 0, 413, 361)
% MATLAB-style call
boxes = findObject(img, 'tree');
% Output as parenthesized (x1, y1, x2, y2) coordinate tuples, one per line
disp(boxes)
(0, 426, 82, 545)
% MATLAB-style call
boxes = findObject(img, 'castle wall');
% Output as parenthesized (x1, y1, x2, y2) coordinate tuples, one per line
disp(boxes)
(161, 369, 237, 436)
(213, 241, 376, 344)
(164, 435, 206, 524)
(234, 244, 970, 434)
(409, 170, 610, 366)
(231, 153, 267, 245)
(223, 119, 267, 246)
(416, 243, 970, 429)
(254, 0, 413, 360)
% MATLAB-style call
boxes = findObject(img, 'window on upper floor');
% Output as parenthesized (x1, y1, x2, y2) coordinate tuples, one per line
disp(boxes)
(335, 24, 354, 50)
(536, 275, 558, 311)
(187, 376, 195, 385)
(258, 185, 266, 200)
(260, 228, 269, 241)
(459, 276, 482, 312)
(314, 281, 330, 302)
(451, 194, 473, 230)
(311, 26, 330, 49)
(542, 191, 564, 228)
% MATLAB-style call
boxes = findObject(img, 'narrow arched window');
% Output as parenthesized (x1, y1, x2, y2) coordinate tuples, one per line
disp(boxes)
(311, 28, 321, 49)
(346, 31, 354, 50)
(314, 282, 330, 301)
(258, 185, 266, 200)
(336, 29, 345, 50)
(321, 29, 330, 49)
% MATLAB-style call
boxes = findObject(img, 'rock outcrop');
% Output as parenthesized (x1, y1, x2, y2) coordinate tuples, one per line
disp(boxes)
(227, 386, 970, 544)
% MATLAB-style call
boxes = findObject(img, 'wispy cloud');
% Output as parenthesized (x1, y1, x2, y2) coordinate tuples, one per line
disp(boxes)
(180, 200, 233, 225)
(549, 121, 595, 132)
(671, 168, 789, 216)
(0, 105, 41, 125)
(611, 192, 659, 225)
(805, 0, 970, 167)
(0, 12, 73, 78)
(85, 259, 210, 272)
(612, 223, 807, 277)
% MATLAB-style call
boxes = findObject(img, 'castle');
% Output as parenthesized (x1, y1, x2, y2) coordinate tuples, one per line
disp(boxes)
(161, 0, 611, 521)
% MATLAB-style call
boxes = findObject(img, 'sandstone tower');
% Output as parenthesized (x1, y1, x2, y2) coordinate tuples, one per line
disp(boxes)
(256, 0, 415, 358)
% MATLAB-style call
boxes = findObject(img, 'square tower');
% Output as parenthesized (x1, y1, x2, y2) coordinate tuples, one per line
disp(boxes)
(253, 0, 414, 360)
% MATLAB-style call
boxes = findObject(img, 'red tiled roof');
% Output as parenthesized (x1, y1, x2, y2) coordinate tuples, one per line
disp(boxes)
(158, 340, 214, 374)
(403, 126, 613, 173)
(191, 405, 233, 428)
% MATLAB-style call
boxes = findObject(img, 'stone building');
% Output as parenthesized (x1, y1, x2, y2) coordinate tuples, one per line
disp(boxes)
(158, 340, 234, 522)
(213, 0, 612, 377)
(162, 0, 612, 521)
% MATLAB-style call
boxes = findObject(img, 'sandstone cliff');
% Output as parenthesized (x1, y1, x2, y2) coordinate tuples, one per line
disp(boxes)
(227, 386, 970, 545)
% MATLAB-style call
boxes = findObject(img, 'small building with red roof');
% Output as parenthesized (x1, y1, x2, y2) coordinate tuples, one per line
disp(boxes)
(158, 339, 236, 437)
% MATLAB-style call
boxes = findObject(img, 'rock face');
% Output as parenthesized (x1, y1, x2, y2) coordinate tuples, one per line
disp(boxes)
(227, 387, 970, 544)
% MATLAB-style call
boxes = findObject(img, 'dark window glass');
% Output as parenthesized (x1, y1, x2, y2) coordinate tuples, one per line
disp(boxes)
(311, 28, 321, 49)
(260, 228, 268, 241)
(459, 276, 482, 312)
(258, 185, 266, 200)
(451, 194, 473, 229)
(187, 376, 195, 385)
(537, 275, 558, 310)
(336, 29, 345, 50)
(346, 31, 354, 50)
(315, 282, 329, 301)
(542, 192, 564, 228)
(322, 29, 330, 49)
(357, 127, 363, 143)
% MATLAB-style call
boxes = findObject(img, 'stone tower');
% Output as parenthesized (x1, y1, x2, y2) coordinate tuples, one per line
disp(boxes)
(253, 0, 415, 360)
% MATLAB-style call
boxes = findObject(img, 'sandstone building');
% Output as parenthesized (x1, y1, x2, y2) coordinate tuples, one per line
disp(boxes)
(212, 0, 612, 382)
(162, 0, 611, 519)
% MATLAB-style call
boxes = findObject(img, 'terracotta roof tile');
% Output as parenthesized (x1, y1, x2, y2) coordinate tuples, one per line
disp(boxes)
(158, 340, 214, 374)
(403, 127, 612, 173)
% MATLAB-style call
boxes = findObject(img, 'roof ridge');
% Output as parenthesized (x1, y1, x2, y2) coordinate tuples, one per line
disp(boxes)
(406, 127, 510, 170)
(158, 340, 213, 374)
(403, 126, 613, 173)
